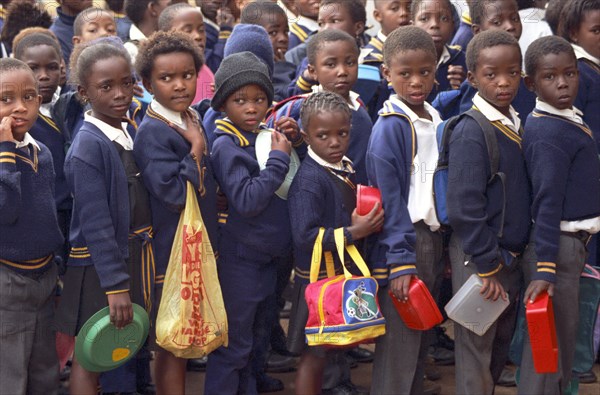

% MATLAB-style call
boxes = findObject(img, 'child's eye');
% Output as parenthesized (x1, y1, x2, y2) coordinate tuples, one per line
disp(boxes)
(161, 75, 171, 82)
(421, 70, 431, 76)
(339, 131, 348, 137)
(486, 73, 495, 79)
(491, 19, 501, 26)
(88, 28, 97, 34)
(400, 71, 410, 77)
(566, 71, 576, 78)
(317, 134, 327, 140)
(24, 94, 36, 101)
(234, 98, 246, 104)
(184, 72, 194, 79)
(100, 84, 111, 91)
(543, 73, 554, 80)
(418, 16, 428, 22)
(269, 30, 277, 36)
(510, 71, 519, 77)
(441, 15, 449, 22)
(1, 96, 12, 103)
(256, 97, 265, 103)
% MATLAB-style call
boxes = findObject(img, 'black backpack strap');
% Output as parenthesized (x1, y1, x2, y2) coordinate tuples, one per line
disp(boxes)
(464, 109, 506, 238)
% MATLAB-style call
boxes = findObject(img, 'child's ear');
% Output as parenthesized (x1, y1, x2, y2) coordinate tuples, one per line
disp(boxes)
(466, 70, 478, 89)
(381, 64, 392, 83)
(142, 78, 153, 95)
(471, 24, 481, 35)
(77, 85, 89, 104)
(300, 129, 309, 143)
(307, 64, 317, 81)
(524, 75, 536, 92)
(72, 36, 81, 45)
(354, 21, 365, 37)
(373, 9, 382, 24)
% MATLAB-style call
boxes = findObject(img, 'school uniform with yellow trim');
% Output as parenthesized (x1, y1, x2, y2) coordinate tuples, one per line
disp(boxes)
(573, 44, 600, 152)
(450, 10, 474, 50)
(428, 44, 466, 103)
(362, 30, 385, 67)
(204, 18, 232, 73)
(288, 15, 318, 51)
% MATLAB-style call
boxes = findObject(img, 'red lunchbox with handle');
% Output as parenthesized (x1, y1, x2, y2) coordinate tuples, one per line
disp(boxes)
(389, 277, 443, 331)
(356, 185, 382, 216)
(526, 291, 558, 373)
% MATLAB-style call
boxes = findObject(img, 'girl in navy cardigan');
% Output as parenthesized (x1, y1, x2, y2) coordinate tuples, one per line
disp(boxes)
(56, 42, 153, 394)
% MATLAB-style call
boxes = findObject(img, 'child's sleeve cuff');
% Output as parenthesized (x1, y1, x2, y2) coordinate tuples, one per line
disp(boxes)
(388, 264, 418, 280)
(533, 262, 557, 283)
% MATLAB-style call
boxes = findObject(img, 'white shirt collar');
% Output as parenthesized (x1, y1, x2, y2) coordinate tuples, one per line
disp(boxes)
(311, 85, 361, 111)
(437, 45, 451, 67)
(296, 15, 319, 32)
(150, 99, 186, 129)
(536, 99, 583, 124)
(84, 111, 134, 150)
(129, 23, 146, 41)
(572, 44, 600, 66)
(39, 86, 61, 118)
(377, 30, 387, 43)
(307, 146, 353, 172)
(389, 95, 441, 124)
(473, 93, 521, 132)
(14, 133, 41, 151)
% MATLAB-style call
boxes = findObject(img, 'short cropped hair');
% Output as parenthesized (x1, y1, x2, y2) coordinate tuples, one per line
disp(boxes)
(411, 0, 454, 18)
(300, 91, 351, 131)
(12, 28, 60, 59)
(0, 58, 36, 79)
(545, 0, 569, 35)
(240, 0, 287, 24)
(158, 3, 195, 31)
(13, 32, 62, 61)
(383, 25, 437, 66)
(136, 30, 204, 82)
(524, 35, 576, 77)
(470, 0, 517, 26)
(320, 0, 367, 24)
(560, 0, 600, 43)
(466, 29, 521, 72)
(307, 29, 359, 65)
(105, 0, 124, 12)
(125, 0, 152, 25)
(70, 40, 132, 88)
(73, 8, 114, 36)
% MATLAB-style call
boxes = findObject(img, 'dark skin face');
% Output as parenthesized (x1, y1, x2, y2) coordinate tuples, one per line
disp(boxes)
(144, 52, 198, 113)
(72, 12, 117, 45)
(383, 49, 437, 119)
(374, 0, 412, 36)
(412, 0, 455, 57)
(220, 84, 269, 132)
(296, 0, 320, 19)
(260, 12, 289, 61)
(19, 45, 62, 104)
(525, 52, 579, 110)
(59, 0, 93, 16)
(318, 4, 365, 38)
(78, 56, 134, 129)
(468, 45, 521, 118)
(302, 109, 351, 164)
(308, 40, 359, 101)
(570, 10, 600, 60)
(170, 8, 206, 52)
(0, 69, 41, 141)
(472, 0, 522, 40)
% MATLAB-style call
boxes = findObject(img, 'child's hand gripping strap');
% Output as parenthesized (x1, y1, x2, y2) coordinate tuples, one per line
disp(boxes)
(310, 228, 336, 283)
(333, 228, 372, 279)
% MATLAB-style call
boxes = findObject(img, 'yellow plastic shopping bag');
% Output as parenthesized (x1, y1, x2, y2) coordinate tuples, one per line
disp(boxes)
(156, 182, 228, 358)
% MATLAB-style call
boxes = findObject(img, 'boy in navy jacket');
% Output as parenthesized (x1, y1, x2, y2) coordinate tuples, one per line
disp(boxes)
(519, 36, 600, 394)
(49, 0, 92, 68)
(0, 58, 63, 395)
(196, 0, 233, 73)
(205, 52, 294, 395)
(446, 30, 532, 394)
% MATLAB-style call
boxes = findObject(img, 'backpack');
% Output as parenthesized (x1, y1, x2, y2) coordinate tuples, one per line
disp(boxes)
(432, 109, 506, 236)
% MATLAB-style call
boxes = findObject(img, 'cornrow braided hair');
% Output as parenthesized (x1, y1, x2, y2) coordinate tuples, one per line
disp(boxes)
(300, 91, 351, 130)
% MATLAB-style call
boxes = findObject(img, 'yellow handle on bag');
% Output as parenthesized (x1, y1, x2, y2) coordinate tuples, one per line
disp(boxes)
(333, 228, 372, 279)
(309, 228, 336, 283)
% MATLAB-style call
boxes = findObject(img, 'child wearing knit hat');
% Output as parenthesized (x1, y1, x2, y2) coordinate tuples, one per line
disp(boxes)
(204, 51, 298, 395)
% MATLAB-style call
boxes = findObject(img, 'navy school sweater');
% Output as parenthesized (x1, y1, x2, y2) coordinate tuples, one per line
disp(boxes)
(211, 119, 291, 258)
(365, 102, 418, 285)
(65, 122, 132, 292)
(115, 13, 133, 42)
(523, 110, 600, 282)
(428, 45, 467, 103)
(204, 22, 232, 74)
(29, 113, 71, 211)
(574, 59, 600, 152)
(0, 140, 63, 272)
(133, 107, 218, 281)
(266, 93, 373, 185)
(274, 60, 297, 102)
(288, 155, 356, 285)
(289, 21, 313, 51)
(49, 7, 76, 69)
(362, 34, 384, 69)
(450, 18, 473, 50)
(446, 111, 531, 276)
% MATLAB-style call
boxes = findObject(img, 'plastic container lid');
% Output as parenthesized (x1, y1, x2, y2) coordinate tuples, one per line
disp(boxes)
(255, 130, 300, 200)
(354, 64, 381, 103)
(356, 185, 382, 216)
(389, 277, 443, 331)
(74, 303, 150, 372)
(445, 274, 509, 336)
(526, 291, 558, 373)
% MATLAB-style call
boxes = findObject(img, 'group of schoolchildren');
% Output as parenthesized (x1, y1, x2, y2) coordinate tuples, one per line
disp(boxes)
(0, 0, 599, 395)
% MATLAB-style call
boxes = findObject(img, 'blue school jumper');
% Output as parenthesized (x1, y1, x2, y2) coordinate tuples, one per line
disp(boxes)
(133, 106, 218, 283)
(49, 7, 76, 69)
(362, 33, 384, 69)
(267, 92, 373, 184)
(575, 59, 600, 152)
(523, 110, 600, 281)
(64, 122, 132, 292)
(288, 155, 356, 284)
(428, 45, 466, 103)
(273, 60, 297, 101)
(204, 20, 232, 73)
(365, 101, 419, 285)
(287, 57, 314, 97)
(204, 119, 291, 395)
(450, 12, 473, 50)
(0, 6, 5, 33)
(114, 12, 133, 42)
(289, 21, 314, 51)
(446, 107, 531, 275)
(0, 140, 63, 272)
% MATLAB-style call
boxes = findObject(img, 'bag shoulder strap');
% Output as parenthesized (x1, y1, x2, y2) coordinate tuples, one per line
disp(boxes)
(333, 228, 371, 279)
(310, 228, 336, 283)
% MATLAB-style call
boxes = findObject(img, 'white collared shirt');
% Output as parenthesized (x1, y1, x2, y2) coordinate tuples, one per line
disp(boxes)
(389, 95, 442, 231)
(124, 24, 146, 63)
(150, 99, 187, 130)
(377, 30, 387, 43)
(295, 14, 319, 32)
(14, 133, 41, 151)
(473, 93, 521, 133)
(39, 87, 61, 118)
(536, 99, 584, 125)
(437, 46, 451, 67)
(84, 111, 133, 150)
(307, 146, 353, 182)
(572, 44, 600, 66)
(311, 85, 361, 111)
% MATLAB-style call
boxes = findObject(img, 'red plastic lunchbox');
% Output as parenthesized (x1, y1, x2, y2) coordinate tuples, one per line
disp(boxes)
(356, 185, 382, 216)
(525, 291, 558, 373)
(389, 278, 443, 331)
